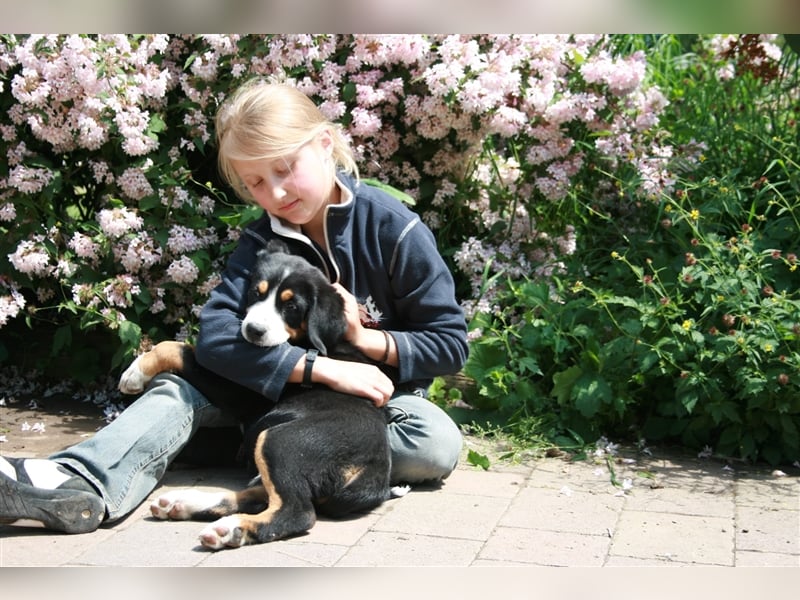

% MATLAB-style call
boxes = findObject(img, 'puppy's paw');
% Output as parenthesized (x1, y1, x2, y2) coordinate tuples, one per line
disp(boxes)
(390, 484, 411, 498)
(199, 516, 245, 550)
(150, 489, 226, 520)
(118, 357, 150, 394)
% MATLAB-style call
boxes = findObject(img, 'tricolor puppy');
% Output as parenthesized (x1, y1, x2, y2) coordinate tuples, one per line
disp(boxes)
(119, 240, 397, 550)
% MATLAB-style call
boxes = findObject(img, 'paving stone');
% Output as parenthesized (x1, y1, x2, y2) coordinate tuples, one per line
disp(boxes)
(441, 467, 528, 498)
(499, 487, 624, 536)
(527, 458, 618, 494)
(371, 490, 511, 541)
(734, 550, 800, 566)
(337, 531, 483, 566)
(604, 554, 689, 566)
(0, 526, 116, 567)
(735, 475, 800, 510)
(623, 484, 734, 518)
(478, 526, 610, 566)
(200, 539, 348, 567)
(735, 505, 800, 554)
(2, 437, 795, 568)
(611, 510, 734, 565)
(74, 517, 208, 566)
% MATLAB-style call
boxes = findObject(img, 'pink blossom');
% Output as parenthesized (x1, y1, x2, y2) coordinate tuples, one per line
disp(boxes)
(0, 202, 16, 221)
(0, 280, 25, 326)
(580, 50, 646, 96)
(97, 207, 144, 239)
(117, 167, 153, 200)
(103, 274, 140, 308)
(7, 165, 54, 194)
(349, 107, 382, 137)
(8, 239, 52, 276)
(68, 232, 101, 261)
(166, 256, 199, 284)
(117, 232, 162, 273)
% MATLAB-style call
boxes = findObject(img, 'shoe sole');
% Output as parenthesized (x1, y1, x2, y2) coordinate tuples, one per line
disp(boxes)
(0, 471, 105, 534)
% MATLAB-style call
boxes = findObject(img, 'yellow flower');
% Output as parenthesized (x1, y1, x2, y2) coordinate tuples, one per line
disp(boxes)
(682, 319, 693, 331)
(611, 251, 621, 259)
(764, 343, 774, 353)
(690, 209, 700, 220)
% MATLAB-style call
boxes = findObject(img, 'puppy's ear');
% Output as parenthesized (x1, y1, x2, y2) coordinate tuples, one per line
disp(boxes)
(306, 285, 348, 356)
(265, 239, 290, 255)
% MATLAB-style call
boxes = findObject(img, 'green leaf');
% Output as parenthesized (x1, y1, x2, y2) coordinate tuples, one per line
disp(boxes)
(517, 356, 542, 376)
(52, 325, 72, 357)
(573, 373, 612, 418)
(467, 449, 491, 470)
(117, 320, 141, 349)
(341, 82, 357, 102)
(362, 178, 416, 206)
(552, 365, 582, 405)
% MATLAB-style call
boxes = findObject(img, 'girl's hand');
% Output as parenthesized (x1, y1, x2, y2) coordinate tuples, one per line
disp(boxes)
(314, 355, 394, 407)
(332, 282, 364, 344)
(331, 282, 398, 367)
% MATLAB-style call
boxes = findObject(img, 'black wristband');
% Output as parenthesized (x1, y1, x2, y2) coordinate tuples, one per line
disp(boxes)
(301, 349, 318, 389)
(380, 329, 391, 364)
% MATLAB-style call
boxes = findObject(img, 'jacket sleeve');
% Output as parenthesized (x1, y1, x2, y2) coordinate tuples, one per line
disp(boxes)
(387, 220, 469, 383)
(194, 231, 305, 402)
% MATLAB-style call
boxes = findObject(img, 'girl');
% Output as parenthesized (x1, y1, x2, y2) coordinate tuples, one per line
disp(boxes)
(0, 80, 468, 534)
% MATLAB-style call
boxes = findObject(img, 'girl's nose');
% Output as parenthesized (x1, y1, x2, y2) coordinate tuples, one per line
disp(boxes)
(269, 173, 288, 199)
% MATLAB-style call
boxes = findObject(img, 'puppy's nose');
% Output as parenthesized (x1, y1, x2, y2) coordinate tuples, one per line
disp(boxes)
(244, 322, 267, 341)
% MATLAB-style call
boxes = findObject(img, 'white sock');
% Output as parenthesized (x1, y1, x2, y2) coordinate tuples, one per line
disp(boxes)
(0, 456, 72, 489)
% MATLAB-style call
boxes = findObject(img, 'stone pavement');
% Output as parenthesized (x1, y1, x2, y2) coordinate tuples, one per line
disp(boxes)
(1, 435, 798, 567)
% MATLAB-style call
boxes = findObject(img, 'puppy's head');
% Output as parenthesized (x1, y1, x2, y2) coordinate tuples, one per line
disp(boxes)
(240, 245, 347, 354)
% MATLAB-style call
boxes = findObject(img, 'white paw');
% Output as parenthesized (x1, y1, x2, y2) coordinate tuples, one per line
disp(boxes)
(118, 357, 150, 394)
(149, 489, 226, 520)
(390, 484, 411, 498)
(199, 516, 245, 550)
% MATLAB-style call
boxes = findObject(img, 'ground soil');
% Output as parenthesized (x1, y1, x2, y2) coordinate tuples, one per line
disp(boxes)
(0, 393, 111, 457)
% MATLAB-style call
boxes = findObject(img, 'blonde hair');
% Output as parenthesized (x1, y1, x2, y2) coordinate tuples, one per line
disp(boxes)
(215, 79, 358, 203)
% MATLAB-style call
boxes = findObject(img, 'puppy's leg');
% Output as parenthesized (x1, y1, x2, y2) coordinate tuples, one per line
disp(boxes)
(119, 341, 190, 394)
(197, 429, 316, 549)
(198, 501, 316, 549)
(150, 485, 267, 521)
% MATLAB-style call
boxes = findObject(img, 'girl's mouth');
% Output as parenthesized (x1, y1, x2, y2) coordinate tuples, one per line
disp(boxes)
(280, 199, 301, 212)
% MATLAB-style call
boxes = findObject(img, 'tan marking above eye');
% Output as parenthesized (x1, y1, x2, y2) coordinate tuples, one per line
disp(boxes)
(257, 280, 268, 295)
(285, 321, 308, 340)
(280, 289, 294, 302)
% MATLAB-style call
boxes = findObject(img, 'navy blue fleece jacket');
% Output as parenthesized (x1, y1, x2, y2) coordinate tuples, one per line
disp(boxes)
(194, 173, 468, 404)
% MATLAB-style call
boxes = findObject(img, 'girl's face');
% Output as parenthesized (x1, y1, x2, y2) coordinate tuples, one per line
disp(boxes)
(231, 132, 337, 227)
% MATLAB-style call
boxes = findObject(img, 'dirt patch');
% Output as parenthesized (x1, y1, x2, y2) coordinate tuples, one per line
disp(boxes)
(0, 394, 110, 457)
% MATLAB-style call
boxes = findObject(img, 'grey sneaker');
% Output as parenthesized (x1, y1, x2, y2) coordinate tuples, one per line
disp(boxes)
(0, 456, 105, 534)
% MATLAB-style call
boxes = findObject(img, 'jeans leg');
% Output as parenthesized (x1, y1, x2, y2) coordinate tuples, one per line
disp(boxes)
(49, 373, 237, 523)
(385, 393, 463, 484)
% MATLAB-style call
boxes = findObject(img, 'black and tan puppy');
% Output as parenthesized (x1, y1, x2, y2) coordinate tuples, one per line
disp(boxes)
(119, 240, 396, 550)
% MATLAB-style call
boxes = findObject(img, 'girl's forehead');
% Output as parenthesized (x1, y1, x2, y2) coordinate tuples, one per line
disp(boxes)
(232, 154, 294, 174)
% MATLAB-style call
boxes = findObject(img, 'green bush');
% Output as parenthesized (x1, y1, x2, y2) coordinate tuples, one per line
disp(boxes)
(463, 35, 800, 464)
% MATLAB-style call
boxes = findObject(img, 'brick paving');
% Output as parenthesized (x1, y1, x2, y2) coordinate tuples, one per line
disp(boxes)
(1, 435, 797, 567)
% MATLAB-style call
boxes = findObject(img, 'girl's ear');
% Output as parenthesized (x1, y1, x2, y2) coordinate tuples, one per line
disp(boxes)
(317, 128, 334, 156)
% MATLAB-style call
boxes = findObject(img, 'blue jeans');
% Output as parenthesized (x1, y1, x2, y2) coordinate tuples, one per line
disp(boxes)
(50, 374, 463, 523)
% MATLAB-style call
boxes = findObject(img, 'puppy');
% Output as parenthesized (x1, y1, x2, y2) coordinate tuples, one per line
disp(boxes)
(119, 240, 398, 549)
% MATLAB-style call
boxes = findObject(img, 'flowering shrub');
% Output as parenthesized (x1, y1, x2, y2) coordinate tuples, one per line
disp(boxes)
(5, 33, 794, 463)
(463, 35, 800, 464)
(0, 34, 667, 379)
